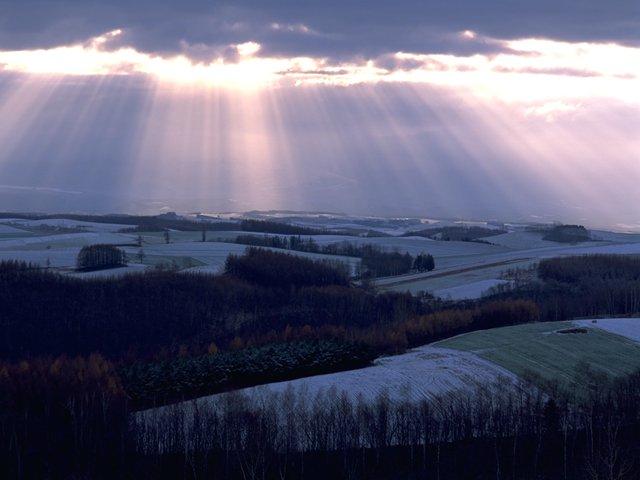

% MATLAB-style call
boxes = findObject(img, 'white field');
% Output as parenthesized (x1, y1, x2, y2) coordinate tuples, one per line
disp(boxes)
(0, 232, 134, 250)
(434, 279, 509, 300)
(574, 318, 640, 343)
(0, 223, 30, 234)
(1, 218, 131, 232)
(0, 230, 135, 268)
(143, 346, 518, 418)
(385, 259, 537, 295)
(590, 230, 640, 243)
(0, 247, 81, 268)
(488, 231, 566, 249)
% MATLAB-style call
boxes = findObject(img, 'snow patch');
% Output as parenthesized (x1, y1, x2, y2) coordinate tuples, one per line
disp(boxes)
(573, 318, 640, 343)
(434, 279, 509, 300)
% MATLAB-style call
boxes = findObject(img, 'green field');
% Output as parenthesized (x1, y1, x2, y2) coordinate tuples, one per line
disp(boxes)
(436, 321, 640, 391)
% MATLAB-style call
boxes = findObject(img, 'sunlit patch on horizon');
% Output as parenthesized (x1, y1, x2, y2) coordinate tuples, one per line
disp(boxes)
(0, 29, 638, 103)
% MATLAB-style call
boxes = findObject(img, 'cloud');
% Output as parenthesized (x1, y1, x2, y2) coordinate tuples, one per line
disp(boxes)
(524, 101, 582, 122)
(0, 1, 638, 63)
(1, 29, 639, 105)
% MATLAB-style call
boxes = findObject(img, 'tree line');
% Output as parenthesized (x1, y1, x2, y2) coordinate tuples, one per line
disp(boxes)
(120, 339, 375, 408)
(0, 211, 354, 236)
(488, 254, 640, 320)
(224, 247, 351, 288)
(132, 370, 640, 480)
(227, 235, 435, 277)
(76, 244, 127, 271)
(404, 225, 506, 242)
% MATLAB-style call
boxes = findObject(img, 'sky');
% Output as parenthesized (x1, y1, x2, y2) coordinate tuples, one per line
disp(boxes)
(0, 1, 639, 229)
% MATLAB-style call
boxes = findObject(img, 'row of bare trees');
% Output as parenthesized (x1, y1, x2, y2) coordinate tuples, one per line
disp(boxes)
(134, 371, 640, 480)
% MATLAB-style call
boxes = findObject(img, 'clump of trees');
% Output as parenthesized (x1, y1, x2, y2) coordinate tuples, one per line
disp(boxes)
(487, 254, 640, 320)
(224, 247, 350, 288)
(358, 246, 413, 277)
(238, 219, 334, 235)
(524, 223, 591, 243)
(406, 226, 506, 242)
(118, 299, 538, 406)
(76, 244, 126, 271)
(542, 224, 591, 243)
(539, 254, 640, 283)
(120, 339, 374, 408)
(413, 252, 435, 272)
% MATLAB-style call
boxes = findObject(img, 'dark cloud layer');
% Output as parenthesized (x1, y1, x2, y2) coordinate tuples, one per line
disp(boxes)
(0, 0, 638, 61)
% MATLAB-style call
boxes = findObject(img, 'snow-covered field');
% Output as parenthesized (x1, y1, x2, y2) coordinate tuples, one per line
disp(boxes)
(0, 223, 30, 235)
(574, 318, 640, 343)
(0, 247, 82, 267)
(488, 231, 567, 249)
(0, 232, 134, 250)
(1, 218, 131, 232)
(434, 279, 509, 300)
(151, 346, 517, 414)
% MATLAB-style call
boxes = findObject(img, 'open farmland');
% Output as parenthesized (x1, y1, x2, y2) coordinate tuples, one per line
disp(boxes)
(1, 218, 131, 232)
(377, 229, 640, 297)
(128, 241, 360, 274)
(436, 320, 640, 391)
(0, 214, 639, 291)
(433, 278, 509, 300)
(0, 231, 135, 250)
(140, 345, 519, 421)
(0, 223, 32, 237)
(143, 318, 640, 419)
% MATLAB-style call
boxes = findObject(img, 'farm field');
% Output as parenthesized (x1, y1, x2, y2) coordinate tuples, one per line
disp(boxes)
(0, 218, 131, 232)
(144, 318, 640, 419)
(378, 258, 536, 295)
(127, 241, 360, 274)
(377, 233, 640, 297)
(0, 215, 639, 290)
(0, 232, 135, 250)
(436, 321, 640, 391)
(0, 223, 33, 236)
(433, 278, 509, 300)
(142, 345, 519, 419)
(0, 247, 81, 268)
